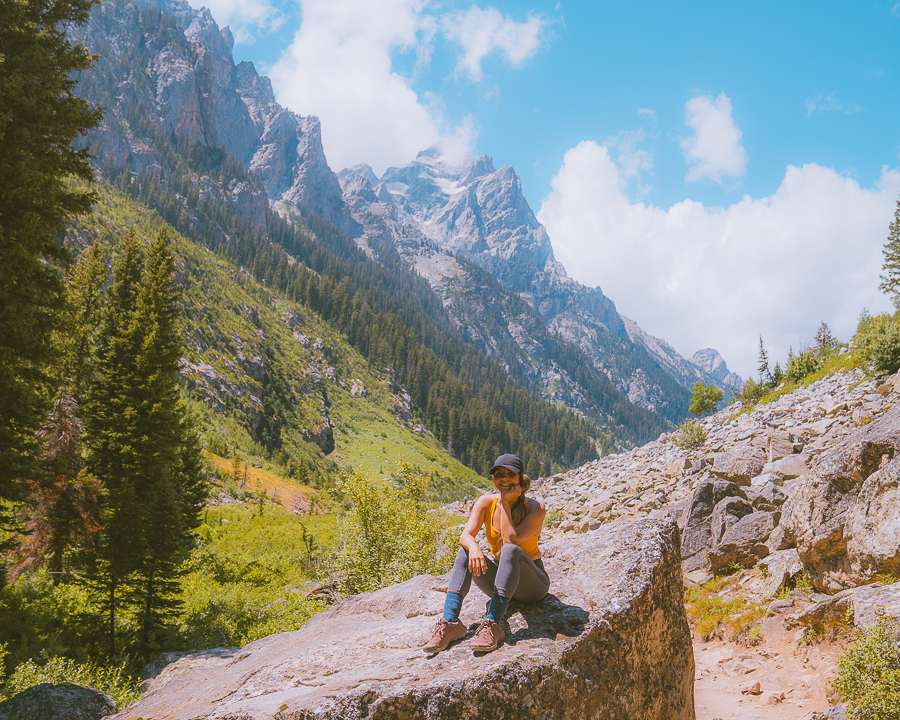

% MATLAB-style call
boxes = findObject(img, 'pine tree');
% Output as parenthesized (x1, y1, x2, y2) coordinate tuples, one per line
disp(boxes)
(0, 0, 103, 582)
(879, 200, 900, 307)
(757, 335, 773, 387)
(82, 232, 145, 656)
(128, 230, 205, 657)
(815, 321, 837, 357)
(689, 382, 724, 417)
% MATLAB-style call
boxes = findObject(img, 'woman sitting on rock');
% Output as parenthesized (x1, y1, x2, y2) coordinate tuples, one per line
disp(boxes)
(424, 453, 549, 654)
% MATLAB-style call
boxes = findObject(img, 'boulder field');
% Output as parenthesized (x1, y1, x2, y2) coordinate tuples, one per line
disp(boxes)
(111, 515, 694, 720)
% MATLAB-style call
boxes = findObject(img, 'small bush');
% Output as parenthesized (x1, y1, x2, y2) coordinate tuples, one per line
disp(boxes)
(747, 624, 763, 646)
(739, 377, 766, 406)
(833, 616, 900, 720)
(685, 576, 766, 641)
(335, 464, 456, 594)
(0, 657, 141, 709)
(673, 420, 706, 450)
(786, 349, 820, 383)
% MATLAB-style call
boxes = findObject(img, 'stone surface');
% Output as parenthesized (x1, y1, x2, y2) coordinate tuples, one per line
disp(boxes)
(681, 480, 746, 573)
(0, 682, 116, 720)
(847, 581, 900, 630)
(711, 443, 767, 485)
(764, 454, 809, 479)
(781, 404, 900, 591)
(708, 510, 777, 572)
(111, 516, 694, 720)
(758, 549, 804, 598)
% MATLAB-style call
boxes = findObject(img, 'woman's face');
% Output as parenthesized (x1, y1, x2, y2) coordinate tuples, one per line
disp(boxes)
(492, 468, 520, 492)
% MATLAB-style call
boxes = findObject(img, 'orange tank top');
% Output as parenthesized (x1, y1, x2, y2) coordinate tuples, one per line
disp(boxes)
(484, 496, 541, 560)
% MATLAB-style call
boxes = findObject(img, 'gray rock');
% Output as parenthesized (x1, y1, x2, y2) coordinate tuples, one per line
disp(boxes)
(110, 517, 694, 720)
(0, 682, 116, 720)
(795, 583, 880, 630)
(711, 443, 766, 485)
(681, 479, 747, 572)
(845, 460, 900, 581)
(763, 454, 809, 479)
(708, 510, 777, 572)
(758, 549, 803, 598)
(849, 581, 900, 630)
(709, 496, 754, 547)
(781, 404, 900, 591)
(767, 431, 796, 463)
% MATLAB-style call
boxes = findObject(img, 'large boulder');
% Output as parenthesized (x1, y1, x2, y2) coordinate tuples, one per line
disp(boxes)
(110, 517, 695, 720)
(711, 443, 767, 486)
(0, 682, 116, 720)
(781, 404, 900, 591)
(708, 510, 778, 573)
(681, 479, 746, 572)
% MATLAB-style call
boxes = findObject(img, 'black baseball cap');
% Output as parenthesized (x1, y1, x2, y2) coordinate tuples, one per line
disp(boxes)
(490, 454, 524, 475)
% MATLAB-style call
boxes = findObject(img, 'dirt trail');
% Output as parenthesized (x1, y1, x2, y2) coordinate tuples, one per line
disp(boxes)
(691, 575, 846, 720)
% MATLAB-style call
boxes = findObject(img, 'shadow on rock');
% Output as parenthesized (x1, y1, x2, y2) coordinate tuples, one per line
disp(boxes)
(503, 594, 590, 645)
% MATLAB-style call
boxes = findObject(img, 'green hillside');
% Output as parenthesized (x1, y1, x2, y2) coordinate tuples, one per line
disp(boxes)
(67, 182, 488, 500)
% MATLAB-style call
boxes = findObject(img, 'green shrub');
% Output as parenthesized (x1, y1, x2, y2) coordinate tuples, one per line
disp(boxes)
(177, 506, 335, 648)
(786, 349, 820, 383)
(673, 420, 706, 449)
(855, 312, 900, 375)
(0, 656, 142, 709)
(740, 377, 766, 405)
(335, 464, 456, 594)
(833, 616, 900, 720)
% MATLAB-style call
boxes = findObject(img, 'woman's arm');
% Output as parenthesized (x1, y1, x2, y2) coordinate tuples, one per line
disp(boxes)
(497, 487, 546, 546)
(459, 495, 492, 576)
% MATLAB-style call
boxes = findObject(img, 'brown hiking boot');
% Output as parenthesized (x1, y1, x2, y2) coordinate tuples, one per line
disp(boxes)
(469, 619, 504, 652)
(423, 619, 467, 653)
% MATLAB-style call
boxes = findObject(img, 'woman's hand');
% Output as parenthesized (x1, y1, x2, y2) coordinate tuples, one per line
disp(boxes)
(468, 546, 488, 577)
(499, 483, 522, 506)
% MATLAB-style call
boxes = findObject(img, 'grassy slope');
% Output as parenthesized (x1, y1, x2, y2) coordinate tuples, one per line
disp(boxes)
(68, 182, 489, 500)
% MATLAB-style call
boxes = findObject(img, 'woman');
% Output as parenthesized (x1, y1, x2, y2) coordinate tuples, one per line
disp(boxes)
(424, 453, 549, 654)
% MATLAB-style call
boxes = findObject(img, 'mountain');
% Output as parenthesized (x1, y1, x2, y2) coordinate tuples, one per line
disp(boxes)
(689, 349, 744, 390)
(339, 151, 735, 420)
(67, 0, 737, 473)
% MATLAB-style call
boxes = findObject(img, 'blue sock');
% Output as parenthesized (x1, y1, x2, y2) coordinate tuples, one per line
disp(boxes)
(486, 592, 510, 622)
(443, 591, 463, 622)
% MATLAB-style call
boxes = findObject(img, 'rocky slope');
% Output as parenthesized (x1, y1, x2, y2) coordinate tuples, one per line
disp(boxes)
(535, 360, 900, 594)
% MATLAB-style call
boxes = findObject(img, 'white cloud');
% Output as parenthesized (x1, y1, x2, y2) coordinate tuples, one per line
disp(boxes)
(680, 92, 748, 184)
(441, 6, 546, 82)
(186, 0, 285, 45)
(537, 140, 900, 379)
(268, 1, 546, 175)
(604, 128, 654, 195)
(269, 0, 439, 175)
(805, 92, 862, 117)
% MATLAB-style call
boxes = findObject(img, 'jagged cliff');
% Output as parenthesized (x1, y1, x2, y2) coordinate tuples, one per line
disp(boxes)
(339, 152, 735, 422)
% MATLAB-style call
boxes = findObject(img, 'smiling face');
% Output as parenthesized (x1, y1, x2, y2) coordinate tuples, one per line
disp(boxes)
(491, 468, 521, 492)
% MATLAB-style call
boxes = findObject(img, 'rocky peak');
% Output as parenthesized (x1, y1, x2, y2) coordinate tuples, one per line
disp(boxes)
(690, 348, 744, 390)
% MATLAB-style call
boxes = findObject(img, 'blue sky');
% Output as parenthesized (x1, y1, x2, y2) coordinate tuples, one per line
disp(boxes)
(192, 0, 900, 378)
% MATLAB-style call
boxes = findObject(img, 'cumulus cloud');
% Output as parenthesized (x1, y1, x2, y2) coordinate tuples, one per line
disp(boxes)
(441, 6, 546, 82)
(186, 0, 285, 45)
(805, 92, 862, 117)
(680, 92, 748, 184)
(537, 140, 900, 378)
(268, 0, 546, 175)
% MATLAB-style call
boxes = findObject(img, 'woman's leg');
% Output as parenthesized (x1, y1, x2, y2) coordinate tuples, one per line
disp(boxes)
(443, 548, 499, 621)
(485, 544, 550, 621)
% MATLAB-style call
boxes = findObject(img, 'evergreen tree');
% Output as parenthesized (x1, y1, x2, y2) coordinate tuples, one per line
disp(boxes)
(814, 321, 837, 357)
(0, 0, 103, 582)
(689, 382, 724, 417)
(82, 232, 145, 656)
(879, 200, 900, 307)
(757, 335, 773, 387)
(128, 230, 205, 657)
(82, 230, 205, 657)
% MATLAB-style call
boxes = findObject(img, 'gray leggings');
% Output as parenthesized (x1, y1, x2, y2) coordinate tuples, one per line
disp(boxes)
(447, 544, 550, 602)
